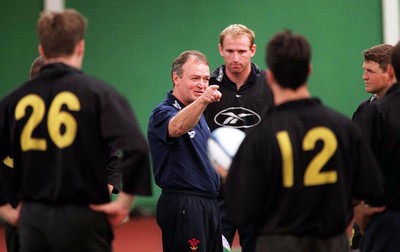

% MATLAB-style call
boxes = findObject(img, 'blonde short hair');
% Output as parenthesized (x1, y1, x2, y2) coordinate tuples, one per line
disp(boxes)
(219, 24, 255, 48)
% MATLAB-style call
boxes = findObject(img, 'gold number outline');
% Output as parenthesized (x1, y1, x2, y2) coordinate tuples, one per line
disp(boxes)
(15, 94, 47, 151)
(15, 92, 80, 151)
(276, 127, 338, 188)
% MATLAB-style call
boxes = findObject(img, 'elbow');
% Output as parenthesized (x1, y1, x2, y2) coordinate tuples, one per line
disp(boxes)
(168, 122, 186, 138)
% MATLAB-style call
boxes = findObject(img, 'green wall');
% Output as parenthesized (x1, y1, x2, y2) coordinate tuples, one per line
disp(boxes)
(0, 0, 383, 209)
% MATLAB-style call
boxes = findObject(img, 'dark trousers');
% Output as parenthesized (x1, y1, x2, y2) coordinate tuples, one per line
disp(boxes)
(219, 197, 255, 252)
(361, 209, 400, 252)
(19, 202, 113, 252)
(256, 233, 349, 252)
(4, 222, 19, 252)
(156, 190, 222, 252)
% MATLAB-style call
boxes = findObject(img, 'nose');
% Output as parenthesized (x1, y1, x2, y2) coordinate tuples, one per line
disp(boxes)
(362, 71, 368, 80)
(232, 52, 239, 61)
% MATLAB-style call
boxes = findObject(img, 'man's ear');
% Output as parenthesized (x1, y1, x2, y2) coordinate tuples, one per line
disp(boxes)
(266, 69, 275, 86)
(218, 43, 224, 57)
(38, 45, 46, 58)
(249, 44, 256, 57)
(172, 72, 180, 87)
(387, 64, 394, 80)
(75, 40, 85, 57)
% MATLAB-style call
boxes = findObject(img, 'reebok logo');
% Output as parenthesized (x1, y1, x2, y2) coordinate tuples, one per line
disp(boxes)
(214, 107, 261, 129)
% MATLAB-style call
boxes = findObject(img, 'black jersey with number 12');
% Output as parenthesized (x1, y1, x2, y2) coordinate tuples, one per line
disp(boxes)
(225, 98, 384, 237)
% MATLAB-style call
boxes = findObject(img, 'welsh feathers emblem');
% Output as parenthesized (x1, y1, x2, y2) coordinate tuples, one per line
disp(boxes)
(188, 238, 200, 251)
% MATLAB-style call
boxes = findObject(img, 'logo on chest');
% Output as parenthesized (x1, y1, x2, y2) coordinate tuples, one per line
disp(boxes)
(214, 107, 261, 129)
(188, 131, 196, 138)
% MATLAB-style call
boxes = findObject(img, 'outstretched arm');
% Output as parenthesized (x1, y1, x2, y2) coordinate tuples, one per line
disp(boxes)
(168, 85, 221, 137)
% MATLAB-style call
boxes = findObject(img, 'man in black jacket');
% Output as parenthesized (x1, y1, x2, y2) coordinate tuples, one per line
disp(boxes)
(353, 40, 400, 252)
(204, 24, 273, 252)
(0, 9, 152, 252)
(225, 30, 384, 252)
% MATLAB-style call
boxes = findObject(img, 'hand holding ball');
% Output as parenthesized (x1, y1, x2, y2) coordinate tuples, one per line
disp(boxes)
(207, 127, 245, 179)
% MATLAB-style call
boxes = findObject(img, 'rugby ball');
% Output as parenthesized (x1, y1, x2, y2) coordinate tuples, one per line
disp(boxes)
(222, 235, 231, 252)
(207, 127, 245, 171)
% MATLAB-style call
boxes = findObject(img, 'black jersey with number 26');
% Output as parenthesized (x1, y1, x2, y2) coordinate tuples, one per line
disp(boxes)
(225, 98, 384, 237)
(0, 63, 151, 205)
